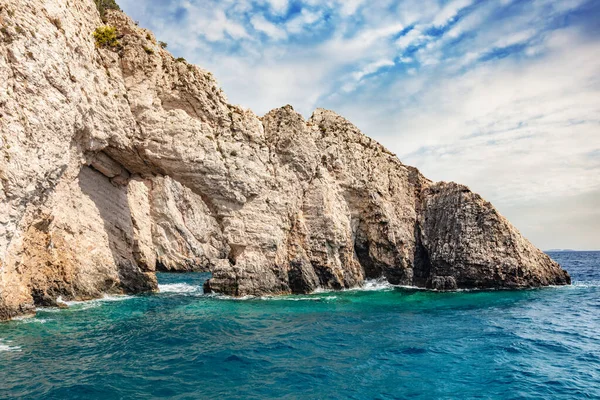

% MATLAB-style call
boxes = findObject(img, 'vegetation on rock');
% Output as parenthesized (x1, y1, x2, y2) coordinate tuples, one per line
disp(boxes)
(94, 0, 120, 18)
(93, 25, 119, 48)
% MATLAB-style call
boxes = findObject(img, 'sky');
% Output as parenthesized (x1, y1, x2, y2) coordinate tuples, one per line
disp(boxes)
(118, 0, 600, 251)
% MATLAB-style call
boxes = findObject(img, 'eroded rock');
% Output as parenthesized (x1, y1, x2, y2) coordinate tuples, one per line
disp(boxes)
(0, 1, 569, 320)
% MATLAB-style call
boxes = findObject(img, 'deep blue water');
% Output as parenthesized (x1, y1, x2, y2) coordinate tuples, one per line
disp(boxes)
(0, 252, 599, 399)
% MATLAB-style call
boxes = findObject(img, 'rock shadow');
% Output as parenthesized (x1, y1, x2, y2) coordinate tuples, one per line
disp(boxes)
(78, 165, 156, 293)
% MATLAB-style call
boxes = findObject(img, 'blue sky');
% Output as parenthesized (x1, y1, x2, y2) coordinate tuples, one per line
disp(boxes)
(118, 0, 600, 250)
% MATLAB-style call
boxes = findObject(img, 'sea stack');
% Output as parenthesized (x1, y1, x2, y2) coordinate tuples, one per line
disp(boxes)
(0, 0, 570, 320)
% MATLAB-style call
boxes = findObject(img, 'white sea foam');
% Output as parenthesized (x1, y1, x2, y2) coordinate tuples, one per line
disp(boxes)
(360, 278, 399, 291)
(35, 294, 134, 313)
(158, 283, 201, 294)
(203, 292, 264, 301)
(313, 278, 401, 294)
(312, 288, 338, 294)
(99, 294, 135, 302)
(13, 316, 49, 324)
(35, 307, 62, 313)
(0, 339, 21, 353)
(210, 294, 255, 301)
(277, 297, 323, 301)
(575, 281, 600, 286)
(64, 294, 133, 310)
(542, 281, 600, 291)
(262, 295, 338, 301)
(204, 293, 338, 302)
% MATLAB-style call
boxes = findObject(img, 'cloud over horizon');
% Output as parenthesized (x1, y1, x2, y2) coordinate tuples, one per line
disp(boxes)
(118, 0, 600, 250)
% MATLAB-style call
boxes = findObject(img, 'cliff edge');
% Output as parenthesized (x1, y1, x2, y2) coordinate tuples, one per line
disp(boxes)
(0, 0, 570, 319)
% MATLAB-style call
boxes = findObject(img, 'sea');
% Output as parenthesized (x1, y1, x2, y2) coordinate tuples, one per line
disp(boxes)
(0, 251, 598, 399)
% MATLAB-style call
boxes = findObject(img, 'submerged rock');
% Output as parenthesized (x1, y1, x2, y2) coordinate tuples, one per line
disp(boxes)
(0, 0, 569, 319)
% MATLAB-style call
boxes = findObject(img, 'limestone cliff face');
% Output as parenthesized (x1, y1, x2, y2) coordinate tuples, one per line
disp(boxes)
(0, 1, 569, 319)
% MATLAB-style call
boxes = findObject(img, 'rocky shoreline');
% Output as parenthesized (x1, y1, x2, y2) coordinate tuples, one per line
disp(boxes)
(0, 0, 569, 320)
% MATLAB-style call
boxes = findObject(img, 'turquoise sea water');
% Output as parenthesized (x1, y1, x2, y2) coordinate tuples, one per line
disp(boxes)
(0, 251, 598, 399)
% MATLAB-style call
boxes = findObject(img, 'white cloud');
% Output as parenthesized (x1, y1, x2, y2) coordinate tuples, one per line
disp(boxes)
(393, 29, 600, 211)
(251, 15, 287, 40)
(118, 0, 600, 249)
(493, 29, 537, 48)
(265, 0, 289, 15)
(432, 0, 473, 27)
(396, 27, 428, 49)
(286, 9, 323, 34)
(319, 23, 404, 67)
(359, 23, 405, 42)
(325, 26, 600, 249)
(337, 0, 366, 16)
(351, 59, 395, 82)
(341, 59, 395, 92)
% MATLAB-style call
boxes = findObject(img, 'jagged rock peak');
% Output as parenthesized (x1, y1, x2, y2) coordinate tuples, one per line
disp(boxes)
(0, 0, 569, 320)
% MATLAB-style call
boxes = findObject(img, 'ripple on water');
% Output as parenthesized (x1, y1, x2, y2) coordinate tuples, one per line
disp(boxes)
(0, 254, 599, 400)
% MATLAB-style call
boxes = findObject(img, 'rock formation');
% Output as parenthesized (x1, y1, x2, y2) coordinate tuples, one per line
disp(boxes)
(0, 0, 570, 320)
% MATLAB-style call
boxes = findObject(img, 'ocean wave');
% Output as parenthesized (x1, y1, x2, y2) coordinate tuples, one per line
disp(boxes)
(65, 295, 134, 311)
(158, 283, 202, 294)
(13, 316, 50, 324)
(572, 281, 600, 288)
(203, 293, 258, 301)
(546, 281, 600, 290)
(313, 278, 402, 294)
(0, 339, 21, 353)
(198, 279, 399, 299)
(35, 295, 134, 313)
(204, 293, 337, 302)
(361, 279, 401, 291)
(99, 294, 136, 302)
(35, 307, 63, 313)
(262, 295, 338, 302)
(54, 294, 134, 307)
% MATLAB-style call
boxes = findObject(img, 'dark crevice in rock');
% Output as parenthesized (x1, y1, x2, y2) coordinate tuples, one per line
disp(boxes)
(155, 259, 205, 273)
(412, 224, 432, 288)
(227, 244, 245, 266)
(354, 235, 381, 280)
(311, 262, 343, 291)
(287, 259, 316, 294)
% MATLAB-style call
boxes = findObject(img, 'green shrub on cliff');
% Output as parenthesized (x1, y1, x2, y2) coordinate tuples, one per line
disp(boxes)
(95, 0, 120, 18)
(93, 26, 119, 48)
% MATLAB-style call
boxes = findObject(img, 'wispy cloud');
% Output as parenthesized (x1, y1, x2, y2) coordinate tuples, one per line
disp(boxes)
(432, 0, 473, 27)
(286, 9, 322, 34)
(118, 0, 600, 250)
(264, 0, 289, 15)
(342, 59, 395, 92)
(251, 14, 287, 40)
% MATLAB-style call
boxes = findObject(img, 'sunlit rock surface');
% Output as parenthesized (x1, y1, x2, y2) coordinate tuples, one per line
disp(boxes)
(0, 0, 569, 320)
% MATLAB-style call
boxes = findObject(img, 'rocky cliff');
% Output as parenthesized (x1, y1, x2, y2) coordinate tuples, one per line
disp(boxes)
(0, 0, 570, 320)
